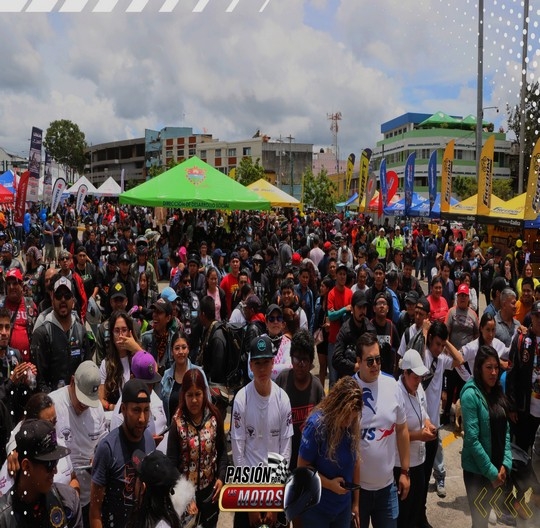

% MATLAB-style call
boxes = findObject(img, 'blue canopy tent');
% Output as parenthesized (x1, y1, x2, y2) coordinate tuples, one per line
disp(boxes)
(383, 192, 427, 216)
(409, 193, 458, 218)
(0, 170, 16, 195)
(336, 192, 359, 210)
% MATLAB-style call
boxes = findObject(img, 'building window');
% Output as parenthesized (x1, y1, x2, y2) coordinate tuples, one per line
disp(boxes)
(455, 150, 463, 160)
(215, 148, 222, 157)
(243, 147, 251, 156)
(200, 150, 207, 158)
(165, 150, 173, 158)
(189, 148, 196, 156)
(228, 148, 236, 156)
(178, 149, 184, 157)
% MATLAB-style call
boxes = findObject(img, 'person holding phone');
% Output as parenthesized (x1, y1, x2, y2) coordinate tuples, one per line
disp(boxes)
(297, 376, 362, 528)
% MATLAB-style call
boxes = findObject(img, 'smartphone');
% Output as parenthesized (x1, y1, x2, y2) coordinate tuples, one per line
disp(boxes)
(340, 482, 362, 491)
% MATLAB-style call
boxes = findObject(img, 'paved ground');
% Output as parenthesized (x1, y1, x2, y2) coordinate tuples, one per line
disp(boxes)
(167, 278, 540, 527)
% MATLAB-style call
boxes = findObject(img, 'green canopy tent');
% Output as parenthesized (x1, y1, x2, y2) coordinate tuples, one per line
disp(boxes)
(417, 111, 460, 128)
(119, 156, 271, 210)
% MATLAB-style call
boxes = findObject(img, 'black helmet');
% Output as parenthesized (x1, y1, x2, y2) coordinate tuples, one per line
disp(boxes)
(283, 467, 321, 522)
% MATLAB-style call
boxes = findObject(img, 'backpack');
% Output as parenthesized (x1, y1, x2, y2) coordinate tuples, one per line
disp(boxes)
(216, 321, 247, 391)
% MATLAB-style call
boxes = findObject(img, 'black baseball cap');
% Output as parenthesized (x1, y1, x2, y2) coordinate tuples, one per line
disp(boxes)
(151, 298, 172, 316)
(417, 296, 430, 313)
(266, 304, 283, 317)
(110, 282, 127, 300)
(122, 379, 151, 404)
(250, 335, 275, 360)
(352, 290, 368, 307)
(16, 419, 70, 462)
(405, 291, 420, 305)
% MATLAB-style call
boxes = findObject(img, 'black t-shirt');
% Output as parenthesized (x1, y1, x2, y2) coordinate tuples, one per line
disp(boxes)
(275, 369, 324, 470)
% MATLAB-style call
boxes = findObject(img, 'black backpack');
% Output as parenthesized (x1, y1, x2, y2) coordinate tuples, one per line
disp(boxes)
(217, 321, 247, 391)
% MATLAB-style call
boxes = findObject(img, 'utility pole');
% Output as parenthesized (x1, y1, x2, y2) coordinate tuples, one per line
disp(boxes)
(286, 134, 294, 197)
(475, 0, 484, 180)
(517, 0, 530, 194)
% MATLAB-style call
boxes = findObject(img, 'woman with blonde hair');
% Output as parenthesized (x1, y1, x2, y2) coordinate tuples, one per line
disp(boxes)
(297, 376, 362, 527)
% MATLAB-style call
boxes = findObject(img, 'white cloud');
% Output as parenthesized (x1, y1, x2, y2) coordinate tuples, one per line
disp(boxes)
(0, 0, 537, 162)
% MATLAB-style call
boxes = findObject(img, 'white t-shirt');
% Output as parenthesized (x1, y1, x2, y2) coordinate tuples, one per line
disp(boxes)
(49, 386, 108, 507)
(458, 338, 509, 381)
(396, 377, 429, 468)
(231, 381, 293, 468)
(423, 349, 454, 427)
(397, 324, 422, 358)
(99, 355, 131, 385)
(354, 372, 407, 490)
(247, 335, 293, 382)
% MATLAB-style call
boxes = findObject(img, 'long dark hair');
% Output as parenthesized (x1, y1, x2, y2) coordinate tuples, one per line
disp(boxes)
(478, 312, 495, 348)
(104, 311, 138, 404)
(126, 486, 182, 528)
(473, 345, 509, 411)
(176, 369, 224, 447)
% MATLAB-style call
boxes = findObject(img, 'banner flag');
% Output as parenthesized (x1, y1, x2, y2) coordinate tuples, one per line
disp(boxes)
(27, 127, 42, 202)
(120, 168, 125, 192)
(43, 151, 53, 204)
(14, 171, 30, 223)
(404, 152, 416, 216)
(428, 150, 438, 212)
(51, 178, 67, 213)
(477, 135, 495, 217)
(345, 153, 356, 199)
(76, 184, 88, 215)
(386, 170, 398, 203)
(364, 171, 377, 214)
(524, 137, 540, 221)
(441, 140, 455, 214)
(357, 148, 372, 205)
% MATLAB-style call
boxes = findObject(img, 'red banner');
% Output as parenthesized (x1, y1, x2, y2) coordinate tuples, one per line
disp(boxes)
(14, 170, 30, 223)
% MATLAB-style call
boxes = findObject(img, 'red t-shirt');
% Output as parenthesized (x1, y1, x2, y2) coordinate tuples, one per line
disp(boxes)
(327, 286, 353, 343)
(6, 297, 32, 361)
(428, 295, 449, 323)
(220, 273, 239, 316)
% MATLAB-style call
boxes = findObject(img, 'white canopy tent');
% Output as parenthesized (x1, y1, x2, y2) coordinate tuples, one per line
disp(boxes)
(64, 176, 99, 195)
(95, 176, 121, 197)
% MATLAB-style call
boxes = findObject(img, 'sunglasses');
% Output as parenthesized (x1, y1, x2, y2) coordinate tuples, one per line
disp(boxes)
(182, 280, 191, 285)
(267, 315, 283, 323)
(60, 256, 71, 261)
(54, 291, 73, 301)
(34, 459, 58, 472)
(292, 356, 310, 366)
(365, 356, 382, 367)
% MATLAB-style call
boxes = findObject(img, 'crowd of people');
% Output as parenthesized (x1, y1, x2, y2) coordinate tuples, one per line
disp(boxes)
(0, 200, 539, 527)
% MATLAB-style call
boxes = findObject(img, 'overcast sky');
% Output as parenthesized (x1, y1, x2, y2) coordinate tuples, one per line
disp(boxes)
(0, 0, 538, 160)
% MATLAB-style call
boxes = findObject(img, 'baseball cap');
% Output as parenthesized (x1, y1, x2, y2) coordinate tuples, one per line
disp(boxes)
(53, 276, 72, 292)
(336, 263, 348, 273)
(266, 304, 283, 317)
(250, 335, 275, 360)
(187, 253, 200, 265)
(323, 241, 332, 251)
(455, 245, 463, 252)
(245, 295, 262, 311)
(252, 253, 264, 262)
(5, 268, 23, 282)
(74, 361, 101, 408)
(531, 301, 540, 315)
(16, 419, 70, 462)
(292, 253, 302, 266)
(108, 252, 118, 264)
(118, 252, 131, 263)
(151, 298, 172, 316)
(229, 251, 240, 261)
(404, 291, 420, 305)
(379, 228, 385, 234)
(399, 349, 430, 377)
(352, 290, 368, 307)
(131, 351, 162, 383)
(457, 284, 470, 296)
(110, 281, 127, 300)
(122, 378, 151, 404)
(160, 286, 178, 303)
(212, 248, 226, 259)
(2, 243, 13, 254)
(132, 449, 180, 491)
(26, 246, 42, 261)
(417, 296, 430, 313)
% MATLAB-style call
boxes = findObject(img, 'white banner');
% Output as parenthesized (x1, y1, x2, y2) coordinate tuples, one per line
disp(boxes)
(51, 177, 67, 213)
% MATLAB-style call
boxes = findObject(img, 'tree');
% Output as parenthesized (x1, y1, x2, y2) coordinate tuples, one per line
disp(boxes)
(234, 157, 265, 186)
(147, 157, 183, 179)
(44, 119, 88, 180)
(507, 80, 540, 182)
(452, 175, 515, 201)
(303, 168, 337, 212)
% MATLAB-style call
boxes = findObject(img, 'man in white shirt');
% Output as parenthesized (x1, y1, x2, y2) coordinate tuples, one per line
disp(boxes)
(353, 332, 410, 528)
(49, 360, 107, 526)
(231, 334, 293, 528)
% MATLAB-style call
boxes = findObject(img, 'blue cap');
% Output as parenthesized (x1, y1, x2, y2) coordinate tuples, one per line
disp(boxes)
(161, 286, 178, 303)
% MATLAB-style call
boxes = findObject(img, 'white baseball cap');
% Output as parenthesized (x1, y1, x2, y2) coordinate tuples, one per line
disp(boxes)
(399, 349, 429, 377)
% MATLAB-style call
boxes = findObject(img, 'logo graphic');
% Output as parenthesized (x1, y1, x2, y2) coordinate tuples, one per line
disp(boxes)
(362, 388, 376, 414)
(377, 424, 395, 441)
(186, 167, 206, 186)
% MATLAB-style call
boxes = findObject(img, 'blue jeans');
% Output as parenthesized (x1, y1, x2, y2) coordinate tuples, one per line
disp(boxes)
(359, 482, 398, 528)
(327, 343, 338, 388)
(301, 498, 351, 528)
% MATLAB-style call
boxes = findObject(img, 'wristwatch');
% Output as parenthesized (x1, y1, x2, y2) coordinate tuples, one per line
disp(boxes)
(400, 468, 410, 477)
